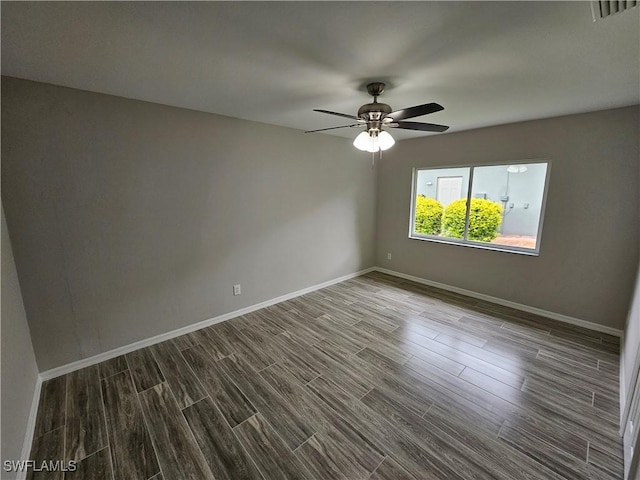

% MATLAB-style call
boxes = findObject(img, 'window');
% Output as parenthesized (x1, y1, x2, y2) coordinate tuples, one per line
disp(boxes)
(410, 161, 550, 255)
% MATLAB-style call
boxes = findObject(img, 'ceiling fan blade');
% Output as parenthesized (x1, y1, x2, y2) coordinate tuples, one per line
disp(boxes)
(305, 124, 361, 133)
(386, 103, 444, 121)
(313, 109, 360, 120)
(392, 121, 449, 132)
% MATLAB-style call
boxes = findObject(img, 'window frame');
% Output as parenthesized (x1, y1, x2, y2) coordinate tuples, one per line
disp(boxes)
(408, 160, 551, 256)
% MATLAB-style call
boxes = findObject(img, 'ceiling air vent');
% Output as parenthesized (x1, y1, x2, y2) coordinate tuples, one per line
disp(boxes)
(592, 0, 638, 20)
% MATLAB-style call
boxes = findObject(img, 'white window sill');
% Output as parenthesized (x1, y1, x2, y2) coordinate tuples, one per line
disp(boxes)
(408, 234, 540, 256)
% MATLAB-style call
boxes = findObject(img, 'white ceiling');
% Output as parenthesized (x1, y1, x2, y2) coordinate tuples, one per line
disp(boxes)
(2, 2, 639, 140)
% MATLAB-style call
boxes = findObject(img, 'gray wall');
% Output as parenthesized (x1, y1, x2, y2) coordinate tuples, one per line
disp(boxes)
(376, 106, 639, 329)
(1, 205, 40, 473)
(1, 77, 376, 371)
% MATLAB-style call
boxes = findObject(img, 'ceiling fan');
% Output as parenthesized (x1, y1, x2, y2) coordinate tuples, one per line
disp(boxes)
(305, 82, 449, 152)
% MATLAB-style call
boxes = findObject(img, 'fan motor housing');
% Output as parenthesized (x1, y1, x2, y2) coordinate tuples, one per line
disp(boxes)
(357, 102, 392, 120)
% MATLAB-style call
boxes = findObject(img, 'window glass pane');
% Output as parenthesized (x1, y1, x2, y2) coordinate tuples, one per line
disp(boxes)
(470, 163, 548, 250)
(414, 167, 470, 239)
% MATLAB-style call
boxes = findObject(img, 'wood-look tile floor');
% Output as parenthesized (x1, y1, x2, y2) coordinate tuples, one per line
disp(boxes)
(27, 272, 623, 480)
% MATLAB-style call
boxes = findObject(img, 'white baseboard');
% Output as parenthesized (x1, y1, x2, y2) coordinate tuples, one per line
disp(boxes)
(39, 263, 622, 382)
(18, 375, 42, 478)
(39, 267, 376, 381)
(621, 340, 627, 433)
(374, 267, 623, 337)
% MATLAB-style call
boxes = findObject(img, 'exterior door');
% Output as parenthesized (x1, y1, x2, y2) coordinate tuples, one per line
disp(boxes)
(436, 176, 463, 207)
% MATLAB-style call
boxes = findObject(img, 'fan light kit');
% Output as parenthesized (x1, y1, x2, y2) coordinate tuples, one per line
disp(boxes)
(306, 82, 449, 153)
(353, 130, 395, 152)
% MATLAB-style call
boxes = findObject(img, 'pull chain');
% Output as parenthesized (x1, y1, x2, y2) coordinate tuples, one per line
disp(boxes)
(371, 149, 383, 168)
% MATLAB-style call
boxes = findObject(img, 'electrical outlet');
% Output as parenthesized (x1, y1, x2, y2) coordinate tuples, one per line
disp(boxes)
(233, 284, 241, 296)
(387, 253, 392, 260)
